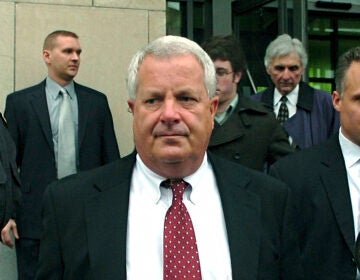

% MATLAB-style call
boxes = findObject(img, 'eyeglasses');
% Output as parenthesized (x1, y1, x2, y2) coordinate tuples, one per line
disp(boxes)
(216, 68, 234, 77)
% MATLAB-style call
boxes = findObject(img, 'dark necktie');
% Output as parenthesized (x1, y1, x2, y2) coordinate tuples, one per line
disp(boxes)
(162, 179, 202, 280)
(277, 95, 289, 125)
(57, 88, 76, 179)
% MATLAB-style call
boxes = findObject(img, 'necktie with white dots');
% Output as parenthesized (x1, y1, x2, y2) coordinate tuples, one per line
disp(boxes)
(162, 179, 202, 280)
(277, 95, 289, 125)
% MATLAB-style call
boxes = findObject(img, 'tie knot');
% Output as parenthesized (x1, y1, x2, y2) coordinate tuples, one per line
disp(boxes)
(280, 95, 288, 103)
(162, 179, 187, 199)
(59, 88, 70, 98)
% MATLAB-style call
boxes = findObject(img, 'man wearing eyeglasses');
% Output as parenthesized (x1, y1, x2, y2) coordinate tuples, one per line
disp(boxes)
(202, 35, 294, 172)
(252, 34, 340, 149)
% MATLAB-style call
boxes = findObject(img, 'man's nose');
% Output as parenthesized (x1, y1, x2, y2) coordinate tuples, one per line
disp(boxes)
(71, 52, 80, 60)
(281, 68, 292, 79)
(160, 98, 180, 123)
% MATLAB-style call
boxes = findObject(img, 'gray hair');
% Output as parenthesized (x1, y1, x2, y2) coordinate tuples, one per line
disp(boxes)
(127, 35, 216, 100)
(335, 46, 360, 96)
(264, 34, 308, 69)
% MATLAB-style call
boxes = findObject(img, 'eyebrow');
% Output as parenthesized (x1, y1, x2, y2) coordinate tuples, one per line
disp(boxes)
(274, 65, 300, 71)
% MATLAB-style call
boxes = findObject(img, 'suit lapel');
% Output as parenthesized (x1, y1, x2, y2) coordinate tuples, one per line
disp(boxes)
(209, 153, 261, 280)
(29, 81, 53, 151)
(84, 154, 135, 280)
(76, 83, 92, 149)
(296, 82, 313, 111)
(320, 136, 355, 254)
(259, 86, 275, 109)
(85, 181, 130, 279)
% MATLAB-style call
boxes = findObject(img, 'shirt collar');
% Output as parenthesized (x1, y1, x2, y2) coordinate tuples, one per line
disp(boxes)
(46, 76, 76, 100)
(274, 84, 299, 106)
(135, 153, 208, 204)
(339, 128, 360, 168)
(215, 94, 239, 124)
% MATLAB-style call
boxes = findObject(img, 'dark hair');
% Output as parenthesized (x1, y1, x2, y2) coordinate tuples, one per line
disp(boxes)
(201, 35, 247, 73)
(335, 46, 360, 95)
(43, 30, 79, 50)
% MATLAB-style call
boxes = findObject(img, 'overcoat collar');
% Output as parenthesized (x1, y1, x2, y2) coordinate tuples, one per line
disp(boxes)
(260, 81, 314, 112)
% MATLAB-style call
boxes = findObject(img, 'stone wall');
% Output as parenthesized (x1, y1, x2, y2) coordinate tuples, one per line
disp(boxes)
(0, 0, 166, 156)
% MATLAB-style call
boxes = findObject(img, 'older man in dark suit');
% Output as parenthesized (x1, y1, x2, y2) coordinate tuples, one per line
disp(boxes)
(270, 46, 360, 279)
(36, 35, 303, 280)
(252, 34, 339, 149)
(5, 30, 120, 279)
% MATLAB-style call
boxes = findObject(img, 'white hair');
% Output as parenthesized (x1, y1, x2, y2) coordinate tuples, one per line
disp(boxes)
(127, 35, 217, 100)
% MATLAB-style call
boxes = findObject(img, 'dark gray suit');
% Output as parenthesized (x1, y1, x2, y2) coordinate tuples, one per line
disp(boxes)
(36, 152, 303, 280)
(270, 134, 357, 279)
(5, 79, 120, 279)
(5, 79, 120, 239)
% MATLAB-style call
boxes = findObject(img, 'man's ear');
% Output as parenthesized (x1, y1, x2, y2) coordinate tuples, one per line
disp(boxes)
(127, 99, 135, 114)
(43, 50, 50, 63)
(233, 71, 242, 84)
(332, 90, 341, 112)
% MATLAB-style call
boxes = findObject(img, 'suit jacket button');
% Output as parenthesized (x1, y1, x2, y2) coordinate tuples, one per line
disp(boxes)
(233, 153, 241, 160)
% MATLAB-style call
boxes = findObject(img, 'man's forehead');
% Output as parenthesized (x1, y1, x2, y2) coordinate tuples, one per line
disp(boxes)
(272, 54, 301, 65)
(56, 36, 79, 44)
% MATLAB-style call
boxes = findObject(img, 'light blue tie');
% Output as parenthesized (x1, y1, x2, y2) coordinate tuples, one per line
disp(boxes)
(57, 88, 76, 179)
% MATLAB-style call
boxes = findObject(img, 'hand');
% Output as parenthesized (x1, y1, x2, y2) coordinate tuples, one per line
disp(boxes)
(1, 219, 19, 248)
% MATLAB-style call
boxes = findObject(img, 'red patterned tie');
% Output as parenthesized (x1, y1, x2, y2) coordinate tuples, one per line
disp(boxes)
(162, 179, 202, 279)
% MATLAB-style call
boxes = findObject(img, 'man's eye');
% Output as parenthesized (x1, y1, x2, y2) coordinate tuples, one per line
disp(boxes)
(288, 65, 299, 71)
(145, 98, 158, 104)
(274, 65, 285, 71)
(274, 65, 300, 71)
(216, 68, 233, 77)
(216, 69, 226, 76)
(180, 96, 191, 102)
(179, 96, 197, 103)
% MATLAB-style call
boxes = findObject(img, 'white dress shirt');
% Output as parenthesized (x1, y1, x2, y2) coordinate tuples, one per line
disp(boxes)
(338, 128, 360, 279)
(274, 85, 299, 119)
(215, 94, 238, 125)
(338, 129, 360, 237)
(126, 153, 232, 279)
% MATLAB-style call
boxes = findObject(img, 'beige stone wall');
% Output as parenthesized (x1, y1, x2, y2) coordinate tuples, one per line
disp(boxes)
(0, 0, 166, 156)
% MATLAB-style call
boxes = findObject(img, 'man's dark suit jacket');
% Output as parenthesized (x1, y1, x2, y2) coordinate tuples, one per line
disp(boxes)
(270, 134, 357, 279)
(36, 152, 303, 280)
(252, 81, 340, 149)
(4, 79, 120, 239)
(0, 113, 21, 230)
(209, 94, 294, 171)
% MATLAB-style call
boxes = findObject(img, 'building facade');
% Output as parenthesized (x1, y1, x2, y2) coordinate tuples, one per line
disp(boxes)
(0, 0, 166, 156)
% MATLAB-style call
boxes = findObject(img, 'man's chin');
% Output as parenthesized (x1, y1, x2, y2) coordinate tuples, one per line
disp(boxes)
(152, 148, 189, 164)
(157, 154, 186, 164)
(279, 86, 294, 94)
